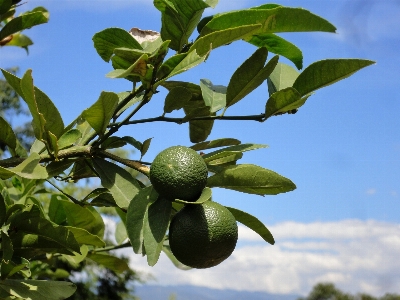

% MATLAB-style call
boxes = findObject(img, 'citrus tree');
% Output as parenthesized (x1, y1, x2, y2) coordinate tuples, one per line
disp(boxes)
(0, 0, 374, 299)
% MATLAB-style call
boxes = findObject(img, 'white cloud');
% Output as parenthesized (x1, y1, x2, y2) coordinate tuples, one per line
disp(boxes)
(115, 219, 400, 297)
(366, 188, 377, 195)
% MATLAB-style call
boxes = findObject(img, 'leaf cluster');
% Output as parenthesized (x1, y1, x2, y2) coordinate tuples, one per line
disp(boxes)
(0, 0, 375, 298)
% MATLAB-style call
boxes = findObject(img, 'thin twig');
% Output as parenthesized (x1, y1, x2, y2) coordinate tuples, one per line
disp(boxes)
(108, 113, 266, 127)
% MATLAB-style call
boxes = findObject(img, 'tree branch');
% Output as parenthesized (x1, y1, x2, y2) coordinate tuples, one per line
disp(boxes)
(98, 150, 150, 177)
(108, 113, 266, 127)
(0, 145, 93, 168)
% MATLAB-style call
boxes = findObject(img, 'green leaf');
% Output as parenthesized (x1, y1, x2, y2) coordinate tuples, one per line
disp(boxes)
(0, 279, 76, 300)
(200, 7, 336, 36)
(245, 33, 303, 69)
(57, 129, 82, 150)
(190, 138, 241, 151)
(162, 245, 191, 270)
(61, 200, 105, 239)
(141, 137, 152, 159)
(115, 221, 128, 244)
(144, 196, 171, 266)
(100, 136, 127, 150)
(82, 188, 109, 203)
(207, 164, 296, 195)
(164, 86, 192, 114)
(0, 117, 17, 152)
(267, 62, 299, 96)
(0, 0, 11, 15)
(3, 32, 33, 51)
(250, 4, 282, 10)
(88, 253, 129, 273)
(226, 206, 274, 245)
(203, 151, 243, 166)
(173, 187, 212, 204)
(0, 194, 6, 226)
(92, 158, 141, 209)
(8, 204, 81, 254)
(46, 160, 74, 178)
(265, 87, 306, 119)
(161, 81, 202, 99)
(292, 59, 375, 96)
(106, 54, 150, 79)
(92, 27, 142, 62)
(157, 53, 188, 80)
(203, 143, 268, 159)
(190, 24, 261, 56)
(66, 226, 106, 247)
(204, 0, 218, 8)
(89, 192, 116, 207)
(4, 69, 64, 141)
(183, 100, 215, 143)
(156, 49, 208, 84)
(1, 231, 13, 262)
(48, 195, 67, 225)
(0, 152, 48, 180)
(121, 136, 142, 151)
(126, 186, 158, 254)
(200, 79, 226, 113)
(81, 91, 119, 136)
(113, 47, 148, 64)
(0, 11, 49, 41)
(11, 232, 75, 258)
(226, 48, 278, 108)
(154, 0, 210, 51)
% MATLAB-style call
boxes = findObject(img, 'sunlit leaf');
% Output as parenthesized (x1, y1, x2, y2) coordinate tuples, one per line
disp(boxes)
(200, 79, 226, 113)
(207, 164, 296, 195)
(265, 87, 307, 119)
(81, 91, 119, 136)
(0, 279, 76, 300)
(66, 226, 106, 247)
(246, 33, 303, 69)
(154, 0, 209, 51)
(267, 62, 299, 96)
(293, 59, 375, 96)
(226, 206, 274, 244)
(190, 24, 261, 56)
(57, 129, 82, 150)
(92, 27, 142, 62)
(190, 138, 241, 151)
(61, 200, 105, 238)
(0, 153, 48, 180)
(200, 7, 336, 36)
(226, 47, 278, 108)
(0, 11, 49, 41)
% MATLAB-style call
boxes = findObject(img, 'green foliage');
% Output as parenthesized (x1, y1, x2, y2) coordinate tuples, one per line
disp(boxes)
(300, 282, 400, 300)
(0, 0, 375, 298)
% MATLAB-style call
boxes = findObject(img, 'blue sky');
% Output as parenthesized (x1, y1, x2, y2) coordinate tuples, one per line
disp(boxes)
(1, 0, 400, 296)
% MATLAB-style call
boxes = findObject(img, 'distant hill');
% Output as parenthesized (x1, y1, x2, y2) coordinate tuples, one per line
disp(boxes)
(135, 284, 300, 300)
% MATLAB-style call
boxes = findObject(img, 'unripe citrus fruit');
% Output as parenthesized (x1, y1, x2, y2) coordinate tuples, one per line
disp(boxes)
(169, 200, 238, 269)
(150, 146, 208, 201)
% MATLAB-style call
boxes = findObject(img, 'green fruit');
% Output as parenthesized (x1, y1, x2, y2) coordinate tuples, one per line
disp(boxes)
(150, 146, 208, 201)
(169, 200, 238, 269)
